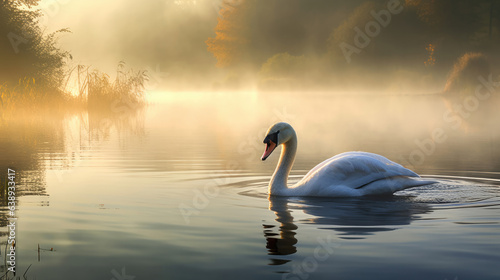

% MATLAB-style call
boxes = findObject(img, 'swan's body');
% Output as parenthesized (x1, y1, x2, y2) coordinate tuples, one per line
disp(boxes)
(261, 122, 436, 197)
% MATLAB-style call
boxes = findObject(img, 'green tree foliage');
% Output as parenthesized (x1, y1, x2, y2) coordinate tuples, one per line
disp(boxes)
(0, 0, 70, 89)
(260, 52, 307, 79)
(258, 52, 310, 89)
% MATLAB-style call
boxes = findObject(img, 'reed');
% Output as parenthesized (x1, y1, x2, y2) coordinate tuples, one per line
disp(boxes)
(73, 62, 148, 112)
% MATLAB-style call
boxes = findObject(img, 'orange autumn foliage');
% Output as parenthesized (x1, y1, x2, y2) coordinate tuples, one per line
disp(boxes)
(206, 0, 252, 68)
(425, 43, 436, 66)
(405, 0, 440, 25)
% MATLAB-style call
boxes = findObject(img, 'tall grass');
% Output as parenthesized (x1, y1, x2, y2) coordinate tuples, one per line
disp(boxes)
(0, 78, 79, 118)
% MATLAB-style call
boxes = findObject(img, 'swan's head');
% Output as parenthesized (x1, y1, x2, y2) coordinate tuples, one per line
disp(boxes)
(261, 122, 295, 161)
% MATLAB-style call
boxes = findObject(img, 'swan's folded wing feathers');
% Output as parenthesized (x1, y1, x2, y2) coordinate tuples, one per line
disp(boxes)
(304, 152, 420, 191)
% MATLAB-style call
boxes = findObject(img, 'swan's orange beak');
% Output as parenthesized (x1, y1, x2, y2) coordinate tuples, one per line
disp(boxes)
(261, 141, 277, 161)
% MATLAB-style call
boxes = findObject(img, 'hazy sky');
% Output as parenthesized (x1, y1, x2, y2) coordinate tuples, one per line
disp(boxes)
(40, 0, 122, 70)
(38, 0, 221, 73)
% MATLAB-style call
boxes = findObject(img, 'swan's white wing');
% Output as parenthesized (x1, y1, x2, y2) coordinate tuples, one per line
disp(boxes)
(304, 152, 417, 180)
(296, 152, 428, 196)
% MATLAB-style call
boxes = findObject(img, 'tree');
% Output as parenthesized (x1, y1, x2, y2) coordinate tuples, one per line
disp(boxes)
(205, 0, 254, 68)
(0, 0, 69, 88)
(405, 0, 500, 43)
(327, 1, 378, 64)
(259, 52, 307, 79)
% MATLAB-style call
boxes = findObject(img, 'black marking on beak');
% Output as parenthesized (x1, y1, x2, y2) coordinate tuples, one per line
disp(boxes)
(263, 131, 279, 145)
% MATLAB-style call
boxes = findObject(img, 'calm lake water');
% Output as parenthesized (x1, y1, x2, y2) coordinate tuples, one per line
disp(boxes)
(1, 91, 499, 279)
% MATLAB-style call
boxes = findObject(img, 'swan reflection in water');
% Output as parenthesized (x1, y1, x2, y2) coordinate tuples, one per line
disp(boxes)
(262, 195, 432, 265)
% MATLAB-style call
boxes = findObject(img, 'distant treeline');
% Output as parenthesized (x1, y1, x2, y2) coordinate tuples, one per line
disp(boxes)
(205, 0, 500, 91)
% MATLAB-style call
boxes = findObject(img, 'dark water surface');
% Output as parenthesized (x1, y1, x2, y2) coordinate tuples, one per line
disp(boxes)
(1, 91, 499, 279)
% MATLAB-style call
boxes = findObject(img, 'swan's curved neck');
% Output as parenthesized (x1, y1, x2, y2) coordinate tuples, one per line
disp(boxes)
(269, 131, 297, 195)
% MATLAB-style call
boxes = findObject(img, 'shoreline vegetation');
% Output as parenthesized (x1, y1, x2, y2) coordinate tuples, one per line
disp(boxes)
(0, 61, 148, 112)
(0, 0, 147, 117)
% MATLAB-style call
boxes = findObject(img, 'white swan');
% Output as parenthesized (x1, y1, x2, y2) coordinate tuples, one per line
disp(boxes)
(261, 122, 436, 197)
